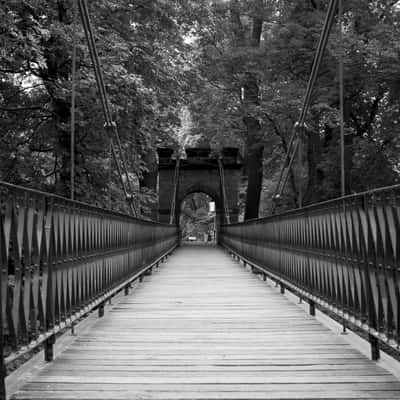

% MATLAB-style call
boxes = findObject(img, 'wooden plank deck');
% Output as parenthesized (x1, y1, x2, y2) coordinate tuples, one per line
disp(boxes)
(11, 244, 400, 399)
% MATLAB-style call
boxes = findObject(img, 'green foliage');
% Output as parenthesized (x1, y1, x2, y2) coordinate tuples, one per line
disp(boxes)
(185, 0, 400, 216)
(0, 0, 198, 212)
(1, 0, 400, 217)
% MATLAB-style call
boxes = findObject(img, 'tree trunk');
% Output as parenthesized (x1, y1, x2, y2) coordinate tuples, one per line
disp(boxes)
(303, 128, 322, 205)
(244, 128, 263, 220)
(229, 0, 265, 220)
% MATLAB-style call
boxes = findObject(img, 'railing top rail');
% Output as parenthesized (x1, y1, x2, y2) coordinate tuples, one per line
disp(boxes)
(223, 183, 400, 227)
(0, 180, 175, 227)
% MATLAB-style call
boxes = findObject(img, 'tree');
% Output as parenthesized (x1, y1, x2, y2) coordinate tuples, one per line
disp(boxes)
(187, 0, 274, 219)
(1, 0, 399, 219)
(0, 0, 198, 213)
(187, 0, 400, 217)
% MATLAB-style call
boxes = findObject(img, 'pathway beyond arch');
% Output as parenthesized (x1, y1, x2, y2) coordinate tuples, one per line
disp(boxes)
(11, 245, 400, 399)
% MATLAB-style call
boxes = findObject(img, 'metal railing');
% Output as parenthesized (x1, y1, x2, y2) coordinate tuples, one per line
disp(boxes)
(220, 184, 400, 359)
(0, 181, 178, 396)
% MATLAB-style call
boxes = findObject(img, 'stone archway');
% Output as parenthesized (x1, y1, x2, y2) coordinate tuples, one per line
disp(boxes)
(156, 147, 242, 225)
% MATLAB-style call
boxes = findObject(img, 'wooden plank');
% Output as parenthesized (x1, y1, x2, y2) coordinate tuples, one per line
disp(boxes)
(11, 244, 400, 400)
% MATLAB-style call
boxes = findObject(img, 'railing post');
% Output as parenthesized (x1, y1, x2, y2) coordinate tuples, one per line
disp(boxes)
(98, 302, 105, 318)
(71, 321, 76, 336)
(369, 334, 380, 361)
(0, 364, 4, 400)
(280, 283, 285, 294)
(309, 300, 316, 316)
(45, 198, 56, 362)
(44, 335, 56, 362)
(0, 295, 5, 400)
(361, 194, 380, 360)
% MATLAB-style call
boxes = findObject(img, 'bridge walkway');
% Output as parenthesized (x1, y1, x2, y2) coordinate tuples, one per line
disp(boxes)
(11, 245, 400, 400)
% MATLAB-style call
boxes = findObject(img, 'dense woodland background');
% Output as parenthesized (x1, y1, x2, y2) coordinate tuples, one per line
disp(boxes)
(1, 0, 399, 221)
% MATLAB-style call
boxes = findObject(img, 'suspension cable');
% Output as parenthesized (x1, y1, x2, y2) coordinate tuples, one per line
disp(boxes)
(271, 0, 338, 213)
(110, 140, 136, 216)
(339, 0, 345, 197)
(70, 0, 78, 200)
(78, 1, 108, 116)
(218, 158, 230, 224)
(169, 159, 180, 225)
(77, 0, 138, 216)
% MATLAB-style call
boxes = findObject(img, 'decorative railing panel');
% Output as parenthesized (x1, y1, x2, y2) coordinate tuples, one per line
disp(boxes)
(220, 185, 400, 352)
(0, 182, 178, 359)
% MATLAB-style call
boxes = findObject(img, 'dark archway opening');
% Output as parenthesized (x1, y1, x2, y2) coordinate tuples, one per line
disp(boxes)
(179, 192, 218, 244)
